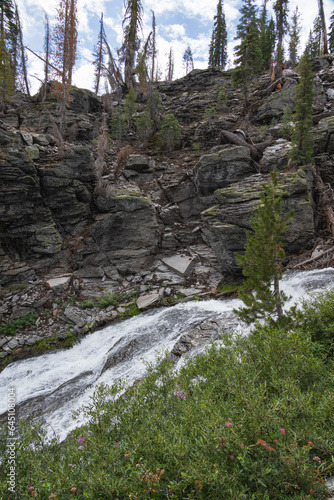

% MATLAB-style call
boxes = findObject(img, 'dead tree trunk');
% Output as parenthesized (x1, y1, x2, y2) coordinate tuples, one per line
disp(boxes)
(312, 164, 334, 236)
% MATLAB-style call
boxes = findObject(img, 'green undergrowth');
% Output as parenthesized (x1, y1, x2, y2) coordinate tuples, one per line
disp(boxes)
(1, 290, 334, 499)
(0, 312, 39, 336)
(81, 288, 140, 310)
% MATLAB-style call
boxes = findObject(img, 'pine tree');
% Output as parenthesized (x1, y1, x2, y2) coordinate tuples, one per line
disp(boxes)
(329, 12, 334, 53)
(150, 10, 157, 82)
(259, 0, 276, 70)
(289, 7, 301, 66)
(160, 114, 181, 152)
(93, 13, 106, 95)
(307, 16, 323, 56)
(52, 0, 78, 136)
(234, 169, 294, 324)
(166, 47, 174, 81)
(183, 46, 194, 74)
(233, 0, 262, 110)
(0, 0, 16, 110)
(119, 0, 143, 90)
(273, 0, 289, 79)
(42, 12, 51, 101)
(14, 5, 31, 98)
(289, 51, 314, 166)
(208, 0, 227, 70)
(318, 0, 328, 55)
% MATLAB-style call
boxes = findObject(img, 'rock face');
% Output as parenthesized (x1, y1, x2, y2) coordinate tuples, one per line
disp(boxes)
(201, 168, 315, 277)
(1, 55, 334, 290)
(193, 146, 254, 195)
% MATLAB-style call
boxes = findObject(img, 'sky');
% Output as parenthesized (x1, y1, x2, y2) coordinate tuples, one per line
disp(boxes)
(14, 0, 334, 95)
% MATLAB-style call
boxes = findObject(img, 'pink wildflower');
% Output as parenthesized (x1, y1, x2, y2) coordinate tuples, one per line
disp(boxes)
(230, 455, 234, 460)
(68, 464, 73, 467)
(224, 422, 233, 427)
(313, 456, 321, 463)
(28, 487, 34, 491)
(279, 428, 286, 434)
(124, 454, 130, 458)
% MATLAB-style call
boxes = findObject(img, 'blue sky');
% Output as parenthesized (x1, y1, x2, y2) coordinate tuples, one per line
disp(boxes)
(15, 0, 334, 94)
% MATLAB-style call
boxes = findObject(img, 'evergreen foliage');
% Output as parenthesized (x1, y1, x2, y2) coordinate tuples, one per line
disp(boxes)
(278, 104, 293, 139)
(233, 0, 263, 109)
(110, 106, 127, 142)
(208, 0, 227, 70)
(329, 11, 334, 53)
(93, 13, 106, 95)
(183, 45, 194, 74)
(137, 109, 153, 143)
(0, 0, 16, 111)
(160, 113, 181, 152)
(288, 7, 301, 66)
(259, 1, 276, 71)
(124, 86, 137, 126)
(234, 169, 294, 324)
(274, 0, 289, 59)
(306, 16, 323, 57)
(289, 51, 314, 166)
(166, 47, 174, 81)
(119, 0, 143, 90)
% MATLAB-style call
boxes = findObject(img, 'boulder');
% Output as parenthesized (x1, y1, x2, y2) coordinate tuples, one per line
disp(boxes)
(253, 87, 295, 123)
(259, 139, 292, 172)
(193, 146, 254, 196)
(161, 254, 198, 277)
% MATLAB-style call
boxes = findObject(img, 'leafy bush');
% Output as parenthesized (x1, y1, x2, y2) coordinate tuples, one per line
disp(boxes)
(295, 288, 334, 358)
(0, 312, 39, 336)
(1, 291, 334, 499)
(160, 113, 182, 152)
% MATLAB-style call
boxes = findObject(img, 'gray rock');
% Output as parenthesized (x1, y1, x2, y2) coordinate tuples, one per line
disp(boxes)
(259, 139, 292, 172)
(32, 133, 49, 146)
(125, 154, 151, 172)
(46, 276, 71, 293)
(0, 337, 8, 348)
(11, 306, 35, 320)
(64, 307, 86, 328)
(253, 87, 295, 123)
(137, 288, 164, 309)
(162, 254, 198, 277)
(193, 146, 253, 196)
(6, 338, 19, 350)
(25, 145, 40, 160)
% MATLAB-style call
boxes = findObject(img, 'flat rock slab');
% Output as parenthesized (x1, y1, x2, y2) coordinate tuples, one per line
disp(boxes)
(47, 276, 71, 293)
(137, 289, 164, 310)
(161, 255, 197, 277)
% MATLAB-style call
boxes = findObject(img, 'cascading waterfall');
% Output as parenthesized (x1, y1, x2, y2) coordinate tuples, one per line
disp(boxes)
(0, 268, 333, 442)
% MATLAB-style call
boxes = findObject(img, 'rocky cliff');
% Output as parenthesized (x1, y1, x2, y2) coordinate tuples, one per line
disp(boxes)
(1, 55, 334, 365)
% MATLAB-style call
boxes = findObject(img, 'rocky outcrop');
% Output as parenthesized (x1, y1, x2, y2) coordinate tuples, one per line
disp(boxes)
(201, 168, 315, 277)
(193, 145, 254, 196)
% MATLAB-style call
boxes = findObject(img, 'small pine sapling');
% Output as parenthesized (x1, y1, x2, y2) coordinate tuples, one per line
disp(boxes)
(234, 169, 294, 324)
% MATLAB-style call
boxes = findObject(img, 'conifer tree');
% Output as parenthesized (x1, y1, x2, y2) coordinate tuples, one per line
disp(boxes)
(150, 10, 157, 82)
(0, 0, 16, 110)
(289, 7, 301, 66)
(119, 0, 143, 90)
(318, 0, 328, 55)
(208, 0, 227, 70)
(233, 0, 262, 110)
(234, 169, 294, 324)
(160, 113, 181, 152)
(15, 4, 31, 98)
(289, 51, 314, 166)
(306, 16, 322, 56)
(259, 0, 276, 70)
(42, 12, 51, 101)
(52, 0, 78, 136)
(273, 0, 289, 79)
(93, 13, 106, 95)
(183, 46, 194, 74)
(166, 47, 174, 81)
(329, 12, 334, 53)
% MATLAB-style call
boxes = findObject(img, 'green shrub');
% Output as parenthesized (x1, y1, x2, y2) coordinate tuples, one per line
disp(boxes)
(2, 293, 334, 499)
(81, 288, 140, 310)
(160, 113, 182, 152)
(0, 312, 39, 336)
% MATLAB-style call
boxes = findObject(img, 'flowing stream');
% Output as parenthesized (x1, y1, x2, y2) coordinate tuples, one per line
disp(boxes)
(0, 268, 334, 442)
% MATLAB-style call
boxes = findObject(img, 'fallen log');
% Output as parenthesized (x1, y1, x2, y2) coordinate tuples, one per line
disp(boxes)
(311, 164, 334, 237)
(218, 130, 275, 159)
(293, 248, 334, 269)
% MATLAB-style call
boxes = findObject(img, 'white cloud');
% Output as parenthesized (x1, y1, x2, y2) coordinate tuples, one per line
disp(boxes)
(161, 24, 186, 39)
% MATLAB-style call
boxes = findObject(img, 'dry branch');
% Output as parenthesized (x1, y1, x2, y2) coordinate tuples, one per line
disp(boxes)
(311, 164, 334, 237)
